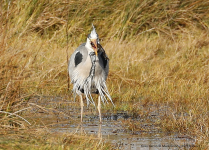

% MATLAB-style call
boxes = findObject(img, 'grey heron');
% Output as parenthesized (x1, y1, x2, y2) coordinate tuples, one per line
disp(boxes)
(68, 25, 114, 123)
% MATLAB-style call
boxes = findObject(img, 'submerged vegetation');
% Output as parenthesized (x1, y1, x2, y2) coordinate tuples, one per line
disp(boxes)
(0, 0, 209, 149)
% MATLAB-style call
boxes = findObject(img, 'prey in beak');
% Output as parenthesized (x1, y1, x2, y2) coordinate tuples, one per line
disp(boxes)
(90, 39, 98, 56)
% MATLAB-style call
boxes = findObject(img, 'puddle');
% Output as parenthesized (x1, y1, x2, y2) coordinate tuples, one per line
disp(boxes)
(50, 116, 196, 150)
(27, 96, 196, 150)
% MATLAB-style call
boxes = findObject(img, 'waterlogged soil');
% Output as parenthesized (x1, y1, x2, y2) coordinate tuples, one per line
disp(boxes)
(24, 96, 196, 150)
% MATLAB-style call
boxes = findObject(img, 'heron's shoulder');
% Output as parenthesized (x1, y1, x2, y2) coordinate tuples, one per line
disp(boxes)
(75, 43, 87, 53)
(70, 43, 88, 67)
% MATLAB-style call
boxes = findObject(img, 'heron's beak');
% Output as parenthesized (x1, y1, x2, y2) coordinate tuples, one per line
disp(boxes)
(91, 39, 98, 56)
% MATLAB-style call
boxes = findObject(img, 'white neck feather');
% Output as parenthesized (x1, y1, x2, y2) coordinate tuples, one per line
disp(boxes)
(85, 38, 94, 54)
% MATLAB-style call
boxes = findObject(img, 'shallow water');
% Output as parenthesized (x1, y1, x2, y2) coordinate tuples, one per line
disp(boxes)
(28, 96, 196, 150)
(50, 114, 196, 150)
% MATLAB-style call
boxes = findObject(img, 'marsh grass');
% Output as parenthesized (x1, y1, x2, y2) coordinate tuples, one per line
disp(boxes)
(1, 0, 209, 149)
(0, 129, 114, 150)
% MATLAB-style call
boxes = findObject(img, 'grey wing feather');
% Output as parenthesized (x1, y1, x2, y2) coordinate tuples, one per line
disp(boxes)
(98, 44, 109, 79)
(68, 43, 88, 82)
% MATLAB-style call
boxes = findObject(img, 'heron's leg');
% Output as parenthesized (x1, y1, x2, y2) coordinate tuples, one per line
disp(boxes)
(98, 96, 102, 123)
(74, 94, 86, 135)
(79, 95, 84, 123)
(98, 123, 102, 138)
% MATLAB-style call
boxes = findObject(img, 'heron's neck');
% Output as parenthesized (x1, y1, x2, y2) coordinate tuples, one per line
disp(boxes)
(85, 43, 94, 54)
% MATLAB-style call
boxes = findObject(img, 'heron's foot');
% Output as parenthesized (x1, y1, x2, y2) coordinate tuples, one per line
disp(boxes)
(99, 120, 102, 124)
(97, 123, 102, 139)
(74, 123, 86, 135)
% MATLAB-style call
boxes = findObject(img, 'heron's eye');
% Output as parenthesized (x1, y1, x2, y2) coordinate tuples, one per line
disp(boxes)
(90, 41, 96, 48)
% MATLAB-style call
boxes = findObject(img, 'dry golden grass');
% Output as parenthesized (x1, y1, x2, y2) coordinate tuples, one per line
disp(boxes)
(107, 32, 209, 147)
(0, 128, 114, 150)
(1, 0, 209, 149)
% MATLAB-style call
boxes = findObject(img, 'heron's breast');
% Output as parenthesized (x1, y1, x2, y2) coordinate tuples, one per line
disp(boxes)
(75, 56, 105, 80)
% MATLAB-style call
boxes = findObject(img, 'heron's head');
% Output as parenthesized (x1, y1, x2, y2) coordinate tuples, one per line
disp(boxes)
(86, 24, 100, 55)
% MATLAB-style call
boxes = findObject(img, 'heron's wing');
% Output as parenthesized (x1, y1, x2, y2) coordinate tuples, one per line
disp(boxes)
(68, 43, 88, 80)
(98, 44, 109, 78)
(100, 51, 108, 69)
(74, 51, 83, 67)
